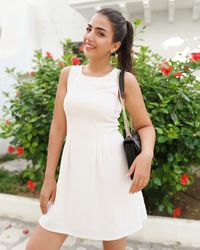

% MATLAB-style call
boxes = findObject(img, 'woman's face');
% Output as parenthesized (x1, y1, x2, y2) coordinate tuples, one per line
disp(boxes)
(82, 13, 120, 59)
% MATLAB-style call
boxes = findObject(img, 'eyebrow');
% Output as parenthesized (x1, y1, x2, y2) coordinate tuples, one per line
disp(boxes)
(87, 24, 107, 32)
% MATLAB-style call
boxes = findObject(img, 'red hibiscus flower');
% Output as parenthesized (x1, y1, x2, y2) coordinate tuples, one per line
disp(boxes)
(180, 173, 189, 185)
(173, 207, 181, 218)
(191, 52, 200, 61)
(184, 66, 189, 71)
(71, 56, 80, 65)
(160, 61, 173, 76)
(5, 119, 11, 125)
(22, 228, 29, 235)
(46, 51, 53, 59)
(174, 71, 182, 78)
(78, 43, 84, 52)
(7, 145, 15, 154)
(16, 146, 24, 156)
(27, 180, 36, 192)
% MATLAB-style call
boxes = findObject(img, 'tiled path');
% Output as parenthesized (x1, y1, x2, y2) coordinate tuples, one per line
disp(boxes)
(0, 216, 199, 250)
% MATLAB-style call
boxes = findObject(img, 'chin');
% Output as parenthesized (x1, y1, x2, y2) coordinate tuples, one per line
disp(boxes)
(84, 51, 97, 59)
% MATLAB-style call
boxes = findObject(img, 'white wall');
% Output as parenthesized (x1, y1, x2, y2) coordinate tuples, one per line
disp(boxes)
(0, 0, 87, 153)
(137, 9, 200, 58)
(0, 0, 199, 154)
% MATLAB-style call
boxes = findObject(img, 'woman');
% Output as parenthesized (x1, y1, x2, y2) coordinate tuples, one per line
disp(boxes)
(26, 7, 156, 250)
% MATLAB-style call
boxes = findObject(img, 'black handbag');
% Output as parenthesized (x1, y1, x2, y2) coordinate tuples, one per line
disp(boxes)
(118, 70, 141, 180)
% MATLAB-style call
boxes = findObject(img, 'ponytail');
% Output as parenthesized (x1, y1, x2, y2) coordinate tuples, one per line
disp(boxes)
(117, 21, 134, 74)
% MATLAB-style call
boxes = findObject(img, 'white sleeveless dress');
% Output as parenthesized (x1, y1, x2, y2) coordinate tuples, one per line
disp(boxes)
(39, 65, 148, 240)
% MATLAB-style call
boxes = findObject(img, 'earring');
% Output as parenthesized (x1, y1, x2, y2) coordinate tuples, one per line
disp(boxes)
(111, 51, 116, 56)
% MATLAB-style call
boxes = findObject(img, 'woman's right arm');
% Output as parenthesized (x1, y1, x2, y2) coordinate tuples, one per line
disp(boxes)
(40, 66, 71, 214)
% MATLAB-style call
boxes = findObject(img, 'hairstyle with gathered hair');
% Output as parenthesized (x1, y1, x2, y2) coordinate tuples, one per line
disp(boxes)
(96, 7, 134, 74)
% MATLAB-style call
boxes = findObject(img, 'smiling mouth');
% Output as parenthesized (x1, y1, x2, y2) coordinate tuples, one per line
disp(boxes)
(84, 43, 96, 49)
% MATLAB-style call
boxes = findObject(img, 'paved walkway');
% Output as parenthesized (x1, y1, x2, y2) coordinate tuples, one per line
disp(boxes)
(0, 216, 199, 250)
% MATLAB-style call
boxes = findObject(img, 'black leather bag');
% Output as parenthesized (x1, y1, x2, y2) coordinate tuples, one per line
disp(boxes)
(118, 70, 141, 180)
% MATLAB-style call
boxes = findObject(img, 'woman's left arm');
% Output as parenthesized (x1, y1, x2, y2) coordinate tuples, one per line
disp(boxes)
(124, 72, 156, 193)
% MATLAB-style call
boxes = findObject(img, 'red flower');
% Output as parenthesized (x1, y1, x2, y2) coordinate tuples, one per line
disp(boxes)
(22, 228, 29, 235)
(78, 43, 84, 52)
(7, 145, 15, 154)
(191, 52, 200, 61)
(174, 71, 182, 78)
(160, 61, 173, 76)
(71, 56, 80, 65)
(5, 119, 11, 125)
(27, 180, 36, 192)
(184, 66, 189, 71)
(16, 146, 24, 156)
(180, 173, 189, 185)
(173, 207, 181, 218)
(46, 51, 53, 59)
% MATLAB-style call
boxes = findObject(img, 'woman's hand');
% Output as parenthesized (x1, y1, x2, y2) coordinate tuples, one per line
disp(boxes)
(39, 177, 57, 214)
(127, 151, 153, 193)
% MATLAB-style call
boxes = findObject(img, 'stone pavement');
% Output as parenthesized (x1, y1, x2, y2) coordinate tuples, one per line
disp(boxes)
(0, 216, 199, 250)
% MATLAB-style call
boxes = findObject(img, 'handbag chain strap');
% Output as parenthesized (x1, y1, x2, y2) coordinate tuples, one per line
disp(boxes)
(117, 70, 133, 137)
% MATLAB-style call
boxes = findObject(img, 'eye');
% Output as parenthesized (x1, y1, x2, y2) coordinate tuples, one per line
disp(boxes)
(97, 32, 104, 37)
(86, 27, 91, 32)
(86, 27, 104, 37)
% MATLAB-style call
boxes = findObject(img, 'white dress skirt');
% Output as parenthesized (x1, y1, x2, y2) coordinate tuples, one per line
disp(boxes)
(39, 65, 148, 240)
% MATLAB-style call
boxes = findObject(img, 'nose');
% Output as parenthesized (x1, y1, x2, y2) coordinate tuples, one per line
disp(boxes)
(84, 30, 94, 43)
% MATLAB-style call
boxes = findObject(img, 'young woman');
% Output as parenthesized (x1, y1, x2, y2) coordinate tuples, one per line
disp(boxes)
(26, 7, 156, 250)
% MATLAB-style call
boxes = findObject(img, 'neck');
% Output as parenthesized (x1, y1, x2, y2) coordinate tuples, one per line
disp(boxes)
(85, 58, 113, 74)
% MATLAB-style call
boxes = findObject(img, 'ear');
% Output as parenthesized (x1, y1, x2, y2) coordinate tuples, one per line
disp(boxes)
(111, 41, 121, 54)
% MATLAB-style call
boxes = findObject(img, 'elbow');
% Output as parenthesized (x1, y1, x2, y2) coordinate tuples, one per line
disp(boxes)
(135, 121, 155, 133)
(50, 121, 67, 138)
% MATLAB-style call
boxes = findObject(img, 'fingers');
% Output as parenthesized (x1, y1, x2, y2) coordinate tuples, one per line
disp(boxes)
(40, 193, 50, 214)
(40, 197, 48, 214)
(50, 187, 57, 204)
(129, 176, 148, 194)
(39, 185, 57, 214)
(126, 163, 136, 177)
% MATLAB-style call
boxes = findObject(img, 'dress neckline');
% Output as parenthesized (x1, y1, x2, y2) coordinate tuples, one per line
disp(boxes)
(80, 65, 116, 78)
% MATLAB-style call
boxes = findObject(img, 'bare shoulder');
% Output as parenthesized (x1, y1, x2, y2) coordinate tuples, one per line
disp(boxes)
(59, 66, 72, 90)
(124, 71, 141, 97)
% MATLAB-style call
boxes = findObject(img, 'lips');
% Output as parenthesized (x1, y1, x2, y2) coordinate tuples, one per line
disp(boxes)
(85, 43, 96, 49)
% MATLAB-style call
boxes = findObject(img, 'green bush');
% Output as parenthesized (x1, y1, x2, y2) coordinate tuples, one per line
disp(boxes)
(1, 22, 200, 216)
(134, 46, 200, 214)
(1, 51, 60, 187)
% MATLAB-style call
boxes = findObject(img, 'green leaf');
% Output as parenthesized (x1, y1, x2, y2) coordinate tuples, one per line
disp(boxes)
(167, 205, 173, 214)
(176, 184, 182, 191)
(133, 19, 143, 27)
(179, 90, 190, 102)
(158, 204, 164, 212)
(155, 127, 163, 134)
(32, 142, 38, 147)
(170, 112, 178, 122)
(157, 136, 167, 143)
(157, 93, 163, 101)
(27, 134, 32, 141)
(2, 91, 10, 98)
(153, 177, 162, 186)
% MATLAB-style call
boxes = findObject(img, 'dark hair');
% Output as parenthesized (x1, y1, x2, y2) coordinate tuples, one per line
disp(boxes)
(96, 8, 134, 74)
